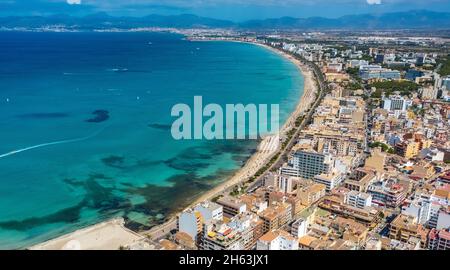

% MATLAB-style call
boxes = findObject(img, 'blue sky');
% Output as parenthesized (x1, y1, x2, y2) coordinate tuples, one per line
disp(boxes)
(1, 0, 450, 21)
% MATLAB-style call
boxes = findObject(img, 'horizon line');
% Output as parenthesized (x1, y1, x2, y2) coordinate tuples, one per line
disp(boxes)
(0, 8, 447, 23)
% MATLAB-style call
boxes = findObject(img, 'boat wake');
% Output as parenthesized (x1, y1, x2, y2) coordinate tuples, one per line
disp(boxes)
(0, 127, 107, 159)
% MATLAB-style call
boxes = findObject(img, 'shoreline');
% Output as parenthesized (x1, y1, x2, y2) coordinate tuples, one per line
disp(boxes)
(144, 39, 318, 239)
(29, 39, 319, 249)
(186, 40, 317, 205)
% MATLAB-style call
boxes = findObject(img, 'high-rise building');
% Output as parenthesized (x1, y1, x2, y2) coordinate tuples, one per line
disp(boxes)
(382, 96, 409, 112)
(288, 150, 333, 179)
(395, 141, 420, 159)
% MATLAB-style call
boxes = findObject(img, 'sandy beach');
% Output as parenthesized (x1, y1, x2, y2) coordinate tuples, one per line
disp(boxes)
(29, 218, 144, 250)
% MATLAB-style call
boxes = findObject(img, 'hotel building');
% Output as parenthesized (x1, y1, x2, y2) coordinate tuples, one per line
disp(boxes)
(281, 150, 333, 179)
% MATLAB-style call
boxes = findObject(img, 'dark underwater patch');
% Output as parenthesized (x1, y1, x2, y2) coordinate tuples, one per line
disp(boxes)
(0, 203, 84, 231)
(163, 140, 258, 172)
(85, 110, 109, 123)
(148, 123, 172, 131)
(125, 169, 236, 226)
(0, 139, 259, 232)
(101, 155, 165, 171)
(101, 155, 125, 168)
(0, 173, 131, 232)
(164, 157, 210, 172)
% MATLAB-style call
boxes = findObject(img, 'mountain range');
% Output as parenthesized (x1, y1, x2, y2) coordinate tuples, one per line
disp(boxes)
(1, 10, 449, 30)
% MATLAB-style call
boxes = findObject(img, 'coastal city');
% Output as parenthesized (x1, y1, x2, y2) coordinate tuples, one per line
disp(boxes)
(2, 1, 450, 258)
(167, 33, 450, 251)
(30, 29, 450, 251)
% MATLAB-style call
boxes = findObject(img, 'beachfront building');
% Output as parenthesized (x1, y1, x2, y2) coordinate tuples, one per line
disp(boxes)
(178, 201, 223, 241)
(201, 212, 263, 250)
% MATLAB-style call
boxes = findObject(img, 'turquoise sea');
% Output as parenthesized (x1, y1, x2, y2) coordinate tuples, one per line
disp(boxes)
(0, 32, 303, 249)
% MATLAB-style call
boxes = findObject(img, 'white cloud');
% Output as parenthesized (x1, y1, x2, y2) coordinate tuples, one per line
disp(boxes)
(67, 0, 82, 5)
(366, 0, 382, 4)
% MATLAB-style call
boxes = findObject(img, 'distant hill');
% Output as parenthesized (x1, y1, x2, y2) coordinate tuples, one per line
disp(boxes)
(239, 10, 450, 29)
(1, 10, 450, 30)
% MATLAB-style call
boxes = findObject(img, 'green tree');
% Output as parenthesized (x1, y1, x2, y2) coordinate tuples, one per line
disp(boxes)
(369, 81, 419, 97)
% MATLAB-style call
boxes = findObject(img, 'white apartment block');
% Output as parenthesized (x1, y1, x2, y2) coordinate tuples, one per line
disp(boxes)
(345, 191, 373, 208)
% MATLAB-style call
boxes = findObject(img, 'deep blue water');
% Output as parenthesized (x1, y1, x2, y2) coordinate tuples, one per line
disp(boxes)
(0, 32, 303, 249)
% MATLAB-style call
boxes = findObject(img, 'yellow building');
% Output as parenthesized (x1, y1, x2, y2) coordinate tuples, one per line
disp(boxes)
(389, 214, 418, 243)
(258, 203, 292, 234)
(297, 183, 327, 207)
(395, 141, 420, 159)
(325, 72, 350, 82)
